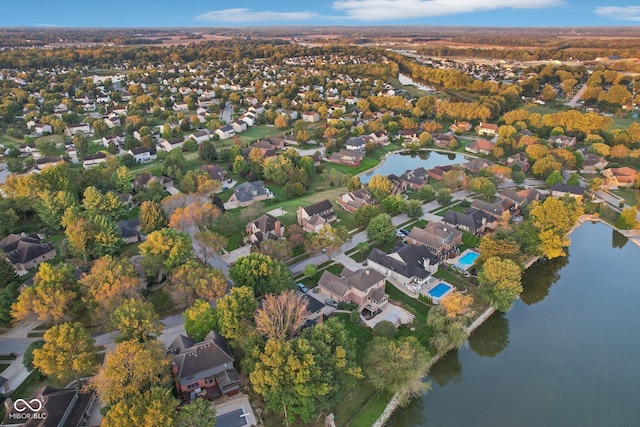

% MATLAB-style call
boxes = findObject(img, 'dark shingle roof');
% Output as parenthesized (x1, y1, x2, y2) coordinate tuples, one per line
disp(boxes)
(0, 234, 55, 266)
(367, 245, 435, 281)
(168, 331, 234, 381)
(302, 199, 334, 217)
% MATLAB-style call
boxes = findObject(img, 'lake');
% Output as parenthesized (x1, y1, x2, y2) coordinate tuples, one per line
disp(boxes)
(398, 73, 437, 93)
(388, 222, 640, 427)
(359, 151, 464, 184)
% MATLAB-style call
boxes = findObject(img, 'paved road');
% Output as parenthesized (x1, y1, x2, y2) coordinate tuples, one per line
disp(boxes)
(565, 83, 588, 108)
(0, 337, 39, 354)
(221, 102, 233, 124)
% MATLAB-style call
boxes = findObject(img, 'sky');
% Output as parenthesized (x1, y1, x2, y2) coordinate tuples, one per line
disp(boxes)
(1, 0, 640, 27)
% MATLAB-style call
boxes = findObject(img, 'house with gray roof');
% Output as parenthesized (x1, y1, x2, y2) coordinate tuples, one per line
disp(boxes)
(318, 267, 387, 314)
(167, 331, 240, 400)
(0, 233, 56, 272)
(297, 199, 337, 232)
(228, 181, 272, 207)
(407, 223, 463, 258)
(367, 244, 439, 290)
(442, 209, 497, 235)
(246, 214, 284, 244)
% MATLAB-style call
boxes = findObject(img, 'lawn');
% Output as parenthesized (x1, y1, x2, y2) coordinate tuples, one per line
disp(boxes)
(384, 282, 430, 323)
(236, 125, 286, 146)
(434, 266, 473, 290)
(0, 364, 9, 374)
(322, 157, 380, 176)
(612, 188, 638, 207)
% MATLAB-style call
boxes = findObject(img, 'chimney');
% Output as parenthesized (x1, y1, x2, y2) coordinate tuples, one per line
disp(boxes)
(365, 269, 370, 275)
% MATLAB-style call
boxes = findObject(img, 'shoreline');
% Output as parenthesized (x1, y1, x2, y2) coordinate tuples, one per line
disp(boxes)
(371, 215, 605, 426)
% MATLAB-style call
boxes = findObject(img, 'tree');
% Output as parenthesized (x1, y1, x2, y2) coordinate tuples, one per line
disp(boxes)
(427, 306, 469, 352)
(198, 140, 218, 163)
(22, 340, 45, 372)
(229, 253, 292, 297)
(174, 399, 217, 427)
(367, 213, 396, 244)
(36, 190, 78, 230)
(11, 263, 78, 325)
(110, 298, 162, 342)
(368, 175, 393, 201)
(417, 185, 436, 202)
(303, 264, 317, 279)
(217, 286, 257, 341)
(478, 257, 523, 312)
(436, 188, 453, 206)
(353, 204, 380, 227)
(381, 195, 406, 215)
(532, 155, 562, 178)
(616, 207, 638, 230)
(102, 387, 179, 427)
(440, 292, 474, 319)
(254, 291, 310, 340)
(304, 224, 348, 261)
(256, 238, 293, 261)
(139, 228, 194, 277)
(82, 186, 123, 220)
(364, 337, 431, 406)
(346, 176, 362, 192)
(80, 255, 140, 322)
(33, 322, 98, 387)
(545, 170, 564, 187)
(91, 339, 171, 405)
(372, 321, 398, 339)
(194, 231, 227, 264)
(567, 174, 581, 186)
(170, 261, 227, 308)
(183, 299, 218, 342)
(139, 201, 167, 234)
(469, 177, 497, 199)
(530, 196, 582, 259)
(0, 256, 17, 289)
(404, 199, 424, 220)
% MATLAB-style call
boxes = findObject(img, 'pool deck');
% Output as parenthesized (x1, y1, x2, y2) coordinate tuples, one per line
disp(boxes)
(445, 248, 479, 271)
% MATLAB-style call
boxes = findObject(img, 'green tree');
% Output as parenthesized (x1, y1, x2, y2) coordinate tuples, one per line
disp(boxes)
(174, 399, 217, 427)
(91, 339, 171, 405)
(616, 207, 638, 230)
(102, 387, 179, 427)
(139, 228, 194, 277)
(353, 204, 380, 227)
(545, 170, 564, 187)
(304, 225, 348, 261)
(110, 298, 162, 342)
(36, 190, 78, 230)
(11, 263, 78, 325)
(184, 299, 218, 342)
(364, 336, 431, 406)
(427, 306, 469, 352)
(381, 195, 406, 215)
(417, 185, 436, 202)
(229, 253, 293, 296)
(372, 320, 398, 339)
(170, 261, 227, 308)
(304, 264, 317, 279)
(404, 199, 424, 220)
(217, 286, 257, 341)
(367, 213, 396, 244)
(22, 340, 45, 372)
(139, 201, 167, 235)
(469, 177, 497, 199)
(0, 256, 17, 288)
(33, 322, 98, 387)
(567, 174, 581, 186)
(346, 176, 362, 192)
(478, 257, 523, 312)
(436, 188, 453, 206)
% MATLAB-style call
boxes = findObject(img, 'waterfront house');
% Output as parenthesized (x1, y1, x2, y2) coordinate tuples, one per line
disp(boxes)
(297, 199, 337, 232)
(317, 267, 388, 314)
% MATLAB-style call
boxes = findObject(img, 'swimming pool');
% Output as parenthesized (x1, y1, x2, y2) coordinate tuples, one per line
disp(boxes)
(459, 251, 479, 267)
(428, 282, 453, 298)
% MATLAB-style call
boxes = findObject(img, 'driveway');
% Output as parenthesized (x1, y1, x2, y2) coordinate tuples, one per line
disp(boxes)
(362, 303, 415, 328)
(221, 245, 251, 265)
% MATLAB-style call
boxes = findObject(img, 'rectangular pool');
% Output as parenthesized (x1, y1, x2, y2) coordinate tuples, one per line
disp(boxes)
(459, 251, 479, 267)
(428, 282, 453, 298)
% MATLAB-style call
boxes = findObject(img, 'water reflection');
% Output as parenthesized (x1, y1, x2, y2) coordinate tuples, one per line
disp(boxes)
(468, 312, 510, 358)
(429, 351, 463, 387)
(519, 255, 568, 306)
(611, 228, 628, 249)
(447, 153, 456, 161)
(384, 393, 427, 427)
(417, 151, 429, 160)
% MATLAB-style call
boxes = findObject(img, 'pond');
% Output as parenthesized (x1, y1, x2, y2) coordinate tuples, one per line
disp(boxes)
(388, 222, 640, 427)
(359, 151, 464, 184)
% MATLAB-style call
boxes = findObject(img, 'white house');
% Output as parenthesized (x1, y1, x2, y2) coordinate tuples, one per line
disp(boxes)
(231, 120, 247, 133)
(129, 147, 157, 163)
(302, 111, 320, 123)
(173, 102, 189, 111)
(65, 123, 91, 137)
(157, 137, 185, 152)
(215, 125, 236, 140)
(189, 130, 210, 144)
(239, 114, 255, 127)
(33, 123, 53, 135)
(82, 152, 108, 169)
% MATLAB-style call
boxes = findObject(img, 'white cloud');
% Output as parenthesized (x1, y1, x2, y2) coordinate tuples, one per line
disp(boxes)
(332, 0, 563, 21)
(595, 6, 640, 21)
(195, 8, 318, 23)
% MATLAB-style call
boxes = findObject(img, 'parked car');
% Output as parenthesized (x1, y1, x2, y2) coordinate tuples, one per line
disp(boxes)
(296, 283, 309, 293)
(325, 298, 338, 308)
(400, 228, 410, 235)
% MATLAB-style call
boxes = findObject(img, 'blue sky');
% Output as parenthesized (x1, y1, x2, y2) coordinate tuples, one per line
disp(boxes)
(1, 0, 640, 27)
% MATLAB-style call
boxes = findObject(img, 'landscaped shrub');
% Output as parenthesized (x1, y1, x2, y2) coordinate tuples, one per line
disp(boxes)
(349, 310, 360, 324)
(372, 320, 398, 339)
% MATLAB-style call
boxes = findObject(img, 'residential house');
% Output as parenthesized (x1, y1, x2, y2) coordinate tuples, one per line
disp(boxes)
(398, 129, 419, 144)
(497, 188, 543, 211)
(367, 245, 439, 291)
(246, 214, 284, 245)
(239, 114, 255, 127)
(168, 331, 240, 400)
(442, 209, 497, 235)
(32, 123, 52, 135)
(470, 199, 507, 219)
(128, 147, 157, 163)
(388, 174, 409, 195)
(172, 102, 189, 111)
(81, 152, 107, 169)
(507, 152, 531, 172)
(449, 121, 473, 133)
(158, 137, 185, 152)
(101, 134, 125, 149)
(297, 199, 337, 232)
(36, 156, 64, 170)
(65, 123, 91, 137)
(2, 385, 97, 427)
(327, 149, 363, 167)
(19, 143, 38, 156)
(345, 136, 367, 152)
(407, 223, 463, 259)
(318, 267, 388, 315)
(302, 111, 319, 123)
(431, 132, 457, 148)
(549, 184, 585, 200)
(198, 97, 214, 108)
(336, 188, 372, 213)
(228, 181, 272, 207)
(116, 218, 142, 244)
(398, 167, 430, 189)
(462, 158, 495, 174)
(231, 120, 247, 133)
(428, 165, 458, 181)
(582, 154, 608, 173)
(548, 135, 577, 148)
(477, 122, 499, 137)
(189, 130, 210, 144)
(199, 164, 228, 182)
(0, 233, 56, 272)
(465, 138, 494, 155)
(364, 130, 389, 146)
(215, 125, 236, 140)
(603, 167, 637, 188)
